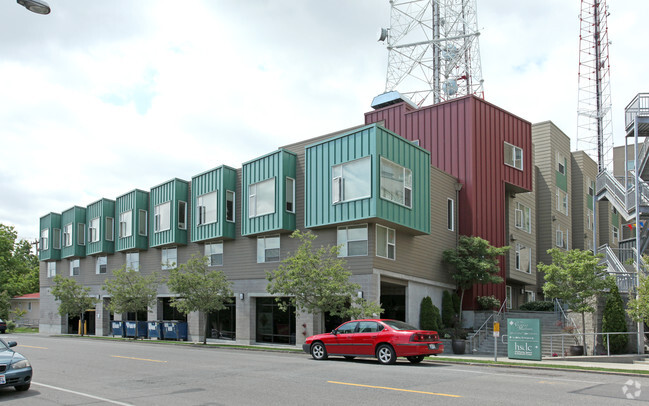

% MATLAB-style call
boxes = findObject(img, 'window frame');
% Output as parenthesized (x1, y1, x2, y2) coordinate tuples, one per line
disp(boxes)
(96, 256, 107, 274)
(504, 142, 523, 170)
(47, 261, 56, 278)
(178, 201, 187, 230)
(331, 156, 372, 204)
(447, 198, 455, 231)
(77, 223, 85, 246)
(376, 224, 396, 260)
(52, 228, 61, 250)
(557, 152, 566, 175)
(41, 229, 49, 251)
(89, 218, 100, 243)
(138, 210, 148, 236)
(515, 202, 531, 233)
(70, 259, 80, 276)
(154, 202, 171, 232)
(105, 217, 114, 241)
(161, 247, 178, 270)
(119, 210, 133, 239)
(379, 157, 413, 208)
(249, 178, 276, 218)
(197, 192, 217, 226)
(63, 223, 73, 247)
(205, 242, 224, 266)
(126, 252, 140, 272)
(286, 177, 295, 213)
(226, 190, 235, 222)
(257, 235, 280, 263)
(337, 224, 369, 257)
(515, 243, 531, 274)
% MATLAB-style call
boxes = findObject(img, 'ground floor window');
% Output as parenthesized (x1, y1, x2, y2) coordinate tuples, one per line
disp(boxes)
(162, 297, 187, 322)
(256, 297, 295, 345)
(208, 299, 236, 340)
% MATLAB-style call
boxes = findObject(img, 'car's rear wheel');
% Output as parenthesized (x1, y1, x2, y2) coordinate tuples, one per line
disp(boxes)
(407, 355, 425, 364)
(15, 384, 30, 392)
(310, 342, 328, 360)
(376, 344, 397, 365)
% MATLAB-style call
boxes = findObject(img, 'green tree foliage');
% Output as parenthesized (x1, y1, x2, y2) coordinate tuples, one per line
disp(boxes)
(166, 255, 233, 344)
(51, 275, 99, 336)
(266, 230, 383, 331)
(602, 284, 628, 354)
(0, 291, 10, 320)
(627, 274, 649, 325)
(442, 236, 507, 323)
(420, 296, 440, 331)
(539, 248, 611, 347)
(103, 266, 159, 322)
(0, 224, 39, 297)
(441, 290, 456, 328)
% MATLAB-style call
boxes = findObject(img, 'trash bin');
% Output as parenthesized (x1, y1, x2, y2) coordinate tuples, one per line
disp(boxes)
(147, 321, 163, 339)
(163, 321, 188, 341)
(125, 321, 147, 338)
(111, 321, 125, 337)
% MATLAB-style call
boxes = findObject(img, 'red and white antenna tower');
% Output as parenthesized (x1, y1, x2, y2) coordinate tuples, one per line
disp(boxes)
(577, 0, 613, 172)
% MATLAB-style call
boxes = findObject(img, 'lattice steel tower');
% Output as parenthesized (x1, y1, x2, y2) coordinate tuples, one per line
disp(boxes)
(577, 0, 613, 172)
(378, 0, 484, 107)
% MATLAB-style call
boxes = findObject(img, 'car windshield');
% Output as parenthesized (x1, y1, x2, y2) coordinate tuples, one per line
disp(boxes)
(382, 320, 418, 330)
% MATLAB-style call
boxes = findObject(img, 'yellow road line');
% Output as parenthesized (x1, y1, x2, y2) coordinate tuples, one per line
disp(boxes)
(110, 355, 167, 363)
(328, 381, 461, 398)
(20, 345, 48, 349)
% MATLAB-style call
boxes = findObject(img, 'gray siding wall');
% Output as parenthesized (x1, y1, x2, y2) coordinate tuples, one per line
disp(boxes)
(571, 151, 597, 251)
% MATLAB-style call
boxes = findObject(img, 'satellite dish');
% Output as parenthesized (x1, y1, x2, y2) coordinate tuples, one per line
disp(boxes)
(443, 80, 458, 96)
(17, 0, 50, 14)
(378, 28, 389, 42)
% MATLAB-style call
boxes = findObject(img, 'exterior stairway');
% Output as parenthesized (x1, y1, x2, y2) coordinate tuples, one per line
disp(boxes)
(470, 311, 566, 357)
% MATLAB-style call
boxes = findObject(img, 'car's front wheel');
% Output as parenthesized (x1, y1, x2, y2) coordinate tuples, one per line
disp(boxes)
(407, 355, 425, 364)
(310, 342, 328, 360)
(376, 344, 397, 365)
(15, 384, 30, 392)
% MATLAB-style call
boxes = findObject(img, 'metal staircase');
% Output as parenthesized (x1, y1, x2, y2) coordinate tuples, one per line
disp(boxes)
(596, 93, 649, 290)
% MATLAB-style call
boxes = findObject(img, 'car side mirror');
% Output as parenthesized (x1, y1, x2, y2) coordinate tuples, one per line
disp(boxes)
(331, 329, 338, 335)
(7, 341, 17, 348)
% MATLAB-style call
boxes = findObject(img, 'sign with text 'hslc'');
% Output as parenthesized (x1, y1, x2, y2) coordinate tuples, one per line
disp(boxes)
(507, 318, 541, 361)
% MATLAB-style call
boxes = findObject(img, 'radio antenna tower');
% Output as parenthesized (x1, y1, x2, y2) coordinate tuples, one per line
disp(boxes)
(577, 0, 613, 172)
(378, 0, 484, 107)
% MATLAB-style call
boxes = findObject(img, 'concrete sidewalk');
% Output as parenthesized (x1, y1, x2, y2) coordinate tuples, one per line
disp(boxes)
(430, 353, 649, 374)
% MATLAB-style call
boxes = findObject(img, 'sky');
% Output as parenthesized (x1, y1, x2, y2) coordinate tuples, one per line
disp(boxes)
(1, 0, 648, 242)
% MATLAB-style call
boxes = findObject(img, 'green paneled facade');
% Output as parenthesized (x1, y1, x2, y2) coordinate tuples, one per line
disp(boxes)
(149, 178, 189, 247)
(39, 212, 62, 261)
(191, 166, 237, 242)
(85, 198, 116, 256)
(305, 123, 430, 235)
(241, 149, 297, 236)
(116, 189, 150, 252)
(61, 206, 86, 259)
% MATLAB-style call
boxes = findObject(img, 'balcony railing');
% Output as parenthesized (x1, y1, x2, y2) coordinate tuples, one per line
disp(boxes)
(625, 93, 649, 130)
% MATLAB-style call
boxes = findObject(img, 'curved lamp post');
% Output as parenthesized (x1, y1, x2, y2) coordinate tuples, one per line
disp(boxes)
(17, 0, 51, 14)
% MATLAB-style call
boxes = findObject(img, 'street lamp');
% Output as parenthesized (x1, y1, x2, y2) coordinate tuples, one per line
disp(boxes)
(17, 0, 51, 15)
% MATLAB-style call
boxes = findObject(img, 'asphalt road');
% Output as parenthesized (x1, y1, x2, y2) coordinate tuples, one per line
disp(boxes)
(0, 334, 647, 405)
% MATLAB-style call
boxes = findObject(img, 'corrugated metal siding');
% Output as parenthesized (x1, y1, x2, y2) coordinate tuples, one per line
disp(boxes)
(365, 96, 533, 307)
(61, 206, 86, 259)
(85, 199, 115, 256)
(191, 166, 237, 242)
(116, 190, 149, 252)
(39, 213, 61, 261)
(149, 179, 189, 247)
(241, 149, 297, 236)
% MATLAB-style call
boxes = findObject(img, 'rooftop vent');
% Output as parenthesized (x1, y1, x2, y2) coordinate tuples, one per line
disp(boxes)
(371, 91, 418, 110)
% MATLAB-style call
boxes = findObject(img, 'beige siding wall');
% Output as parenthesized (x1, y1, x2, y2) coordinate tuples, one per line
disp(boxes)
(571, 151, 597, 251)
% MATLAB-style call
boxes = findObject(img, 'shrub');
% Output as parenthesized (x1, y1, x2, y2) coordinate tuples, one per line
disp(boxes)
(519, 301, 554, 311)
(602, 285, 628, 354)
(441, 291, 455, 328)
(6, 320, 16, 332)
(420, 296, 437, 330)
(476, 295, 500, 310)
(431, 304, 442, 332)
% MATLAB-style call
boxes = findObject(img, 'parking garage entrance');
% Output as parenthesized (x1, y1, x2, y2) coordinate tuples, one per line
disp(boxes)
(68, 309, 96, 335)
(380, 280, 406, 322)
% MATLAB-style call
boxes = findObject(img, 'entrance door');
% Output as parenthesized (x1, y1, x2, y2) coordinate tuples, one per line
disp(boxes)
(380, 281, 406, 321)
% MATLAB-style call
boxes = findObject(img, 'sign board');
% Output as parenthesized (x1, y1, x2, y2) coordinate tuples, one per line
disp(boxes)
(493, 322, 500, 337)
(507, 318, 542, 361)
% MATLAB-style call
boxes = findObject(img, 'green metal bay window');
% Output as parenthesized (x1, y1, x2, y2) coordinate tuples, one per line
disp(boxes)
(85, 198, 115, 256)
(241, 149, 296, 236)
(150, 178, 189, 248)
(116, 189, 149, 252)
(305, 124, 430, 234)
(191, 166, 237, 242)
(39, 212, 61, 261)
(61, 206, 86, 259)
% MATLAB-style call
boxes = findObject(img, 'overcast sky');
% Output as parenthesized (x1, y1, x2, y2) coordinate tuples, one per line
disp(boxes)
(2, 0, 648, 242)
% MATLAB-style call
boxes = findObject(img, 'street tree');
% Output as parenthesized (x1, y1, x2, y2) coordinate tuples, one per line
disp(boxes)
(442, 235, 507, 324)
(0, 291, 10, 320)
(266, 230, 383, 332)
(102, 266, 159, 322)
(627, 274, 649, 325)
(166, 255, 233, 345)
(51, 275, 99, 336)
(0, 224, 39, 297)
(539, 248, 611, 347)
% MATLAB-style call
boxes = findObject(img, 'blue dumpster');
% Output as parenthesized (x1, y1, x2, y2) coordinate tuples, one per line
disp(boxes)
(147, 321, 163, 339)
(125, 321, 148, 338)
(111, 321, 125, 337)
(163, 321, 188, 341)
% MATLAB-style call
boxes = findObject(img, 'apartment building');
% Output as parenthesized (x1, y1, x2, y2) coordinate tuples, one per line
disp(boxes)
(38, 123, 461, 343)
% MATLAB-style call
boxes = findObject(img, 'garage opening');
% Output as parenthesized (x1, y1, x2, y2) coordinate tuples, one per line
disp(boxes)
(380, 281, 406, 322)
(207, 298, 236, 340)
(67, 309, 96, 335)
(256, 297, 295, 345)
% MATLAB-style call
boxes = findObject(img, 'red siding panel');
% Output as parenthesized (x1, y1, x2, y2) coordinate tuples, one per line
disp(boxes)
(365, 96, 532, 308)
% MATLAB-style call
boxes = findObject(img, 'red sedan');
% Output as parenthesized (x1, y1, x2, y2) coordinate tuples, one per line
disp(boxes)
(302, 319, 443, 364)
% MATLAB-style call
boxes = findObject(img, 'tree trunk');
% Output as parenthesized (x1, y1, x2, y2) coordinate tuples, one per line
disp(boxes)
(581, 311, 587, 352)
(80, 313, 85, 337)
(203, 315, 208, 345)
(458, 289, 465, 325)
